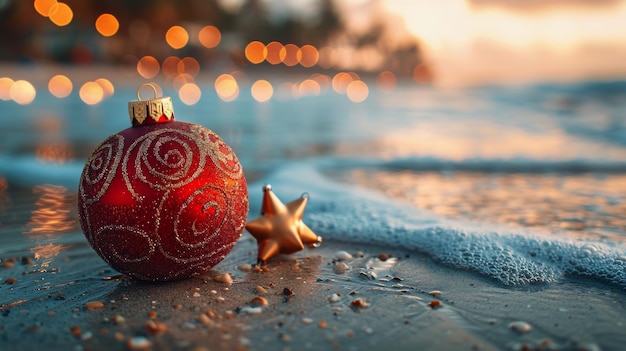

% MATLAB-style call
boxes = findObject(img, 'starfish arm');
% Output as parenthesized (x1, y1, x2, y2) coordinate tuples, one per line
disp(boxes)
(261, 189, 287, 216)
(245, 216, 273, 241)
(257, 239, 280, 263)
(297, 222, 322, 246)
(286, 196, 308, 220)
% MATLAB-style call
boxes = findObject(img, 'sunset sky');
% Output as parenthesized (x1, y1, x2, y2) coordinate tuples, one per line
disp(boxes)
(383, 0, 626, 86)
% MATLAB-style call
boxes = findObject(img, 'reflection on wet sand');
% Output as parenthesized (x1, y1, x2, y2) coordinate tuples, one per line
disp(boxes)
(25, 184, 76, 270)
(330, 169, 626, 242)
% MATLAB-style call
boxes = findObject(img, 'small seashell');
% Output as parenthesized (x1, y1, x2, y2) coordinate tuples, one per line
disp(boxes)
(240, 306, 263, 315)
(238, 264, 252, 271)
(110, 315, 125, 324)
(214, 273, 233, 284)
(192, 292, 201, 298)
(333, 262, 350, 274)
(335, 251, 353, 261)
(255, 285, 268, 294)
(250, 296, 268, 306)
(508, 321, 532, 334)
(4, 278, 17, 284)
(301, 317, 314, 324)
(126, 336, 151, 350)
(429, 290, 442, 296)
(328, 293, 342, 303)
(378, 253, 390, 261)
(350, 298, 368, 308)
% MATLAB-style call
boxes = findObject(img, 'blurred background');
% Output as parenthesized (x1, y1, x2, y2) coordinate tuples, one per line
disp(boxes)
(1, 0, 625, 103)
(0, 0, 625, 245)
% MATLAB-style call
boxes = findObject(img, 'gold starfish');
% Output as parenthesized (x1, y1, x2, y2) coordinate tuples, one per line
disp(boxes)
(245, 185, 322, 263)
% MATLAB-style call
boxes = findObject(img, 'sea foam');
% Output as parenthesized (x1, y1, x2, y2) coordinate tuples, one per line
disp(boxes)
(251, 160, 626, 289)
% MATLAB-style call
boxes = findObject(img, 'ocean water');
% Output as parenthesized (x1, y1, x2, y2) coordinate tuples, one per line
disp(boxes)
(1, 77, 625, 290)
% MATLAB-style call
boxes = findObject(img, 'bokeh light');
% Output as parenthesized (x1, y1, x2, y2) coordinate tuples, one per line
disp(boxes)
(95, 78, 114, 98)
(35, 142, 73, 164)
(48, 2, 73, 27)
(172, 73, 195, 91)
(318, 46, 338, 69)
(10, 80, 36, 105)
(34, 0, 57, 17)
(298, 79, 321, 97)
(332, 72, 354, 94)
(0, 77, 15, 101)
(346, 80, 369, 103)
(198, 25, 221, 48)
(245, 41, 266, 64)
(95, 13, 119, 37)
(178, 57, 200, 77)
(376, 71, 397, 93)
(165, 26, 189, 49)
(281, 44, 300, 66)
(162, 56, 181, 78)
(137, 56, 160, 79)
(299, 45, 319, 68)
(413, 63, 431, 84)
(311, 73, 331, 93)
(215, 74, 239, 102)
(79, 82, 103, 105)
(251, 80, 273, 102)
(48, 75, 72, 98)
(265, 41, 283, 65)
(9, 80, 37, 105)
(178, 83, 201, 105)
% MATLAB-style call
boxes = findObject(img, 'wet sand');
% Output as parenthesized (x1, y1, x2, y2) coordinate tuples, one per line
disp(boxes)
(2, 230, 625, 351)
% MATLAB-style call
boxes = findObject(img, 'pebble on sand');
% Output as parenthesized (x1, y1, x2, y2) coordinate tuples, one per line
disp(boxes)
(84, 301, 105, 310)
(350, 298, 369, 308)
(255, 285, 268, 294)
(250, 296, 268, 306)
(427, 300, 442, 309)
(145, 320, 168, 334)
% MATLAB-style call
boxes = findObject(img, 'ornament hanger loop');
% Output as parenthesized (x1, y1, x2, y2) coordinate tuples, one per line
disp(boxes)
(129, 83, 174, 126)
(137, 83, 159, 101)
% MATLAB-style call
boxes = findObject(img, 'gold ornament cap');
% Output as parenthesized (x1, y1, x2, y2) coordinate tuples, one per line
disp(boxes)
(128, 83, 175, 127)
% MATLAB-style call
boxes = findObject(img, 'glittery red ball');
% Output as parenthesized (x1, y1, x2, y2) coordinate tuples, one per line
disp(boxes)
(78, 121, 248, 281)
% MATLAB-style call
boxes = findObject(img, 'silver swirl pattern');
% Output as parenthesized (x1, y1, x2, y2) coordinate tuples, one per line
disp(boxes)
(93, 225, 156, 263)
(79, 135, 124, 205)
(122, 128, 206, 198)
(192, 125, 243, 179)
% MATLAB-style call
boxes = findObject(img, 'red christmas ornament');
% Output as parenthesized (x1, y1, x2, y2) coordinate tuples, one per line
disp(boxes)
(78, 84, 248, 281)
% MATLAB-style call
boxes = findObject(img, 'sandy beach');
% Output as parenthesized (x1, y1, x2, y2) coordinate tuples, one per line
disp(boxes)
(2, 214, 625, 351)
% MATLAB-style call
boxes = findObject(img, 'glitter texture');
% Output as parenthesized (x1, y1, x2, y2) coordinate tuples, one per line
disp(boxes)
(78, 121, 248, 281)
